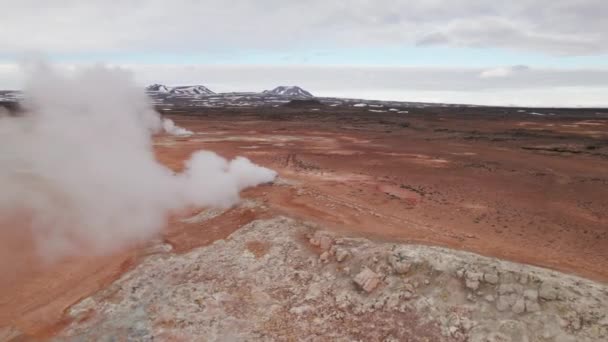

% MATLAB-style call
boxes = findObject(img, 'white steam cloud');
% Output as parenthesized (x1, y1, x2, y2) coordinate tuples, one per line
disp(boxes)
(0, 63, 276, 259)
(162, 117, 193, 136)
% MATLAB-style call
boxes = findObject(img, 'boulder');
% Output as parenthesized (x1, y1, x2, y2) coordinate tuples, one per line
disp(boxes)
(465, 270, 483, 291)
(334, 248, 350, 263)
(484, 272, 500, 284)
(519, 274, 529, 285)
(309, 232, 334, 250)
(512, 298, 526, 314)
(496, 296, 511, 312)
(539, 282, 560, 301)
(523, 289, 541, 312)
(498, 283, 522, 295)
(387, 249, 412, 274)
(319, 251, 330, 263)
(354, 268, 382, 293)
(466, 279, 480, 291)
(525, 300, 541, 313)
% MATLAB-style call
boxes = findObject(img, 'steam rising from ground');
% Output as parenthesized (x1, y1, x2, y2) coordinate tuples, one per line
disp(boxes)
(0, 63, 276, 259)
(162, 117, 193, 136)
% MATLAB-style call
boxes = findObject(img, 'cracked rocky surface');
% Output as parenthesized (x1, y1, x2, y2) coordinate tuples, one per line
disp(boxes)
(58, 216, 608, 341)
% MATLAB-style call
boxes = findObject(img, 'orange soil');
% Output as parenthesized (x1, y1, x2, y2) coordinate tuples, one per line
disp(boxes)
(1, 112, 607, 339)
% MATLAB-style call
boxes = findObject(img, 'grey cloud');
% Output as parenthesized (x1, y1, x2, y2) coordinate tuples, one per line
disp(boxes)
(416, 33, 450, 46)
(0, 0, 606, 55)
(422, 16, 603, 55)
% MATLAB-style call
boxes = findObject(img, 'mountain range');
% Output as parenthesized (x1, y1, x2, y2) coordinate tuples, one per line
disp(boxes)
(146, 84, 216, 95)
(146, 84, 313, 98)
(263, 86, 313, 97)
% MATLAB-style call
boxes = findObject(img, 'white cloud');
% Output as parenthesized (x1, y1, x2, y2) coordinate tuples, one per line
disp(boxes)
(0, 0, 606, 56)
(480, 67, 513, 78)
(480, 65, 530, 78)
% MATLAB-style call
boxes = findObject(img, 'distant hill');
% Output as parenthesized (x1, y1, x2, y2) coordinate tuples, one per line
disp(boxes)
(169, 85, 215, 96)
(146, 84, 314, 97)
(263, 86, 313, 97)
(146, 84, 215, 95)
(145, 84, 170, 93)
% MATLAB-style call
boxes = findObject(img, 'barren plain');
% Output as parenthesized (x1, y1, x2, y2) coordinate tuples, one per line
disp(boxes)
(2, 106, 608, 341)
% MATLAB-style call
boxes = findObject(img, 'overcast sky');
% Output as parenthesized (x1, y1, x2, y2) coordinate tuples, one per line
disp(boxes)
(1, 0, 607, 106)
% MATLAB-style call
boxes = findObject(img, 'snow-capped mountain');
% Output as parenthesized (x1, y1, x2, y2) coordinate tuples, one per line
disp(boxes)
(263, 86, 313, 97)
(145, 84, 215, 95)
(0, 90, 22, 100)
(169, 85, 215, 96)
(146, 84, 170, 93)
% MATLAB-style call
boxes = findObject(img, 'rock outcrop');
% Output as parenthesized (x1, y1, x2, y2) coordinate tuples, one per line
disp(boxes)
(56, 216, 608, 341)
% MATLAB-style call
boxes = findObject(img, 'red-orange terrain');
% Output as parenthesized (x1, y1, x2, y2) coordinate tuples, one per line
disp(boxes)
(1, 107, 607, 339)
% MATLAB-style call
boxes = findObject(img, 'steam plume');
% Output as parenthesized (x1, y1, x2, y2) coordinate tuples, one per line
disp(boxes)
(0, 63, 276, 259)
(163, 117, 193, 136)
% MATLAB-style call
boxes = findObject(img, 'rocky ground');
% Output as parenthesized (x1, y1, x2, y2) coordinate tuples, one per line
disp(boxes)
(54, 214, 608, 341)
(1, 107, 607, 340)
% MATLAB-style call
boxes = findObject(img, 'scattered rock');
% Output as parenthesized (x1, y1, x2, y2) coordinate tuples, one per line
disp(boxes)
(456, 268, 465, 278)
(512, 298, 526, 314)
(335, 291, 353, 309)
(496, 296, 511, 312)
(449, 325, 459, 335)
(466, 279, 480, 291)
(318, 235, 334, 250)
(403, 283, 415, 293)
(484, 272, 499, 284)
(385, 293, 402, 309)
(319, 251, 330, 263)
(465, 270, 483, 290)
(334, 248, 350, 262)
(309, 231, 334, 250)
(564, 311, 583, 331)
(523, 289, 538, 301)
(289, 305, 313, 315)
(57, 216, 608, 342)
(354, 267, 382, 293)
(387, 249, 412, 274)
(402, 283, 415, 299)
(497, 284, 511, 295)
(539, 282, 560, 301)
(500, 272, 518, 283)
(525, 300, 541, 313)
(402, 291, 414, 300)
(466, 270, 483, 282)
(498, 283, 522, 296)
